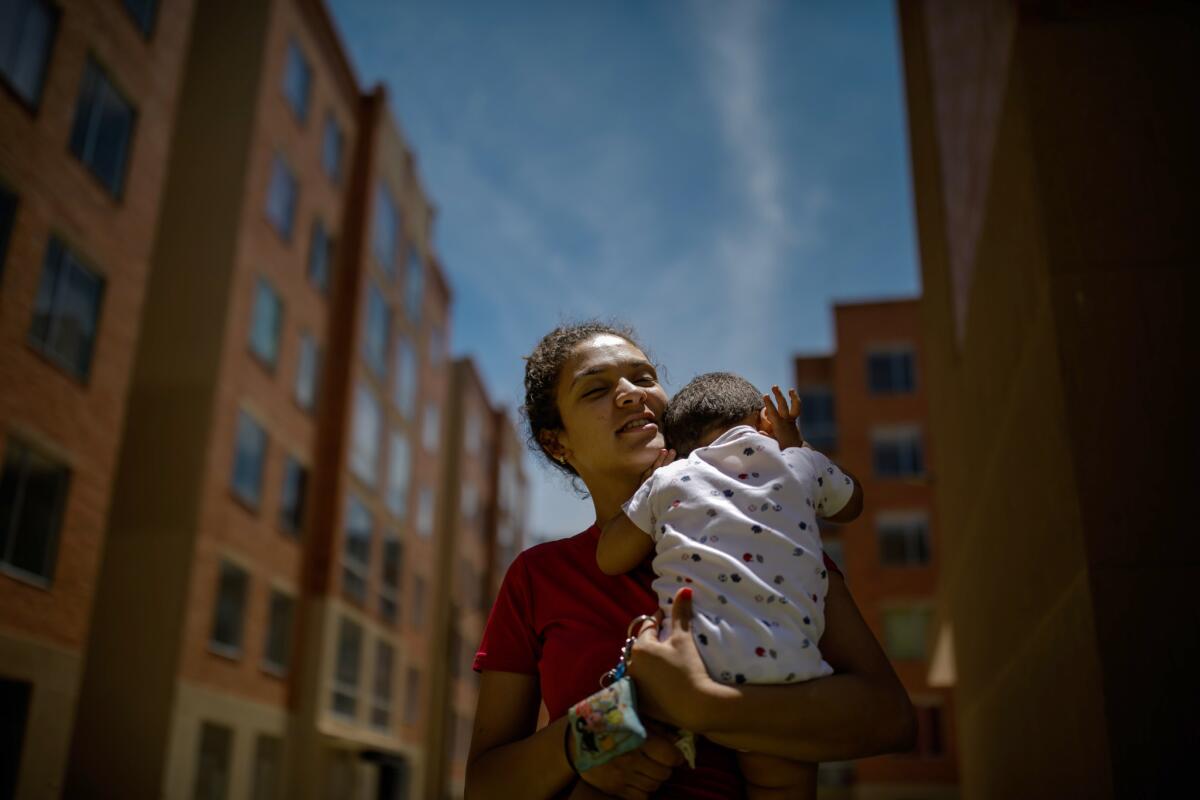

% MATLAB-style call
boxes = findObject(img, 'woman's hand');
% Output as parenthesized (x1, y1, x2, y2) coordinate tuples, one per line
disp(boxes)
(626, 587, 722, 732)
(574, 725, 683, 799)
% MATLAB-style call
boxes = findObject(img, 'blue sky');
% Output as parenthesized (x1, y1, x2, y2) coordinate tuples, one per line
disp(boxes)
(327, 0, 920, 540)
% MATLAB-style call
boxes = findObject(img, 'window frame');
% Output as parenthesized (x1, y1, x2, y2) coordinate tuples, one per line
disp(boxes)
(865, 346, 916, 394)
(331, 616, 363, 719)
(261, 588, 295, 677)
(341, 494, 373, 604)
(278, 455, 307, 537)
(265, 152, 298, 242)
(208, 560, 250, 658)
(0, 0, 60, 112)
(27, 235, 106, 382)
(0, 436, 70, 586)
(68, 55, 138, 198)
(248, 276, 284, 370)
(230, 409, 268, 511)
(281, 37, 312, 124)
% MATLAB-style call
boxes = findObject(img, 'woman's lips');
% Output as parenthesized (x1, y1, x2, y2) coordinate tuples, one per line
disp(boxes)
(616, 420, 659, 437)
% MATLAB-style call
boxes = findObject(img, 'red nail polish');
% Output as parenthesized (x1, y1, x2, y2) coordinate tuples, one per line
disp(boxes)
(680, 587, 693, 600)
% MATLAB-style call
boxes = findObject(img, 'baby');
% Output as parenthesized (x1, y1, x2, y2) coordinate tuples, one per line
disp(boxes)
(598, 372, 863, 797)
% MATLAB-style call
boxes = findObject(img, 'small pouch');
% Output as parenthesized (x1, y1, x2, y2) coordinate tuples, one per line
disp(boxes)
(568, 675, 647, 771)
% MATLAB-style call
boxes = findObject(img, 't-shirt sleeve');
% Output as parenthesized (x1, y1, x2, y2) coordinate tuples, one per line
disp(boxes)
(802, 448, 856, 518)
(473, 553, 540, 674)
(621, 474, 658, 537)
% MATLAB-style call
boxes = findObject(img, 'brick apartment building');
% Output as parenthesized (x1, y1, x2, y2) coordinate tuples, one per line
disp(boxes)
(795, 298, 957, 800)
(0, 0, 196, 796)
(897, 2, 1197, 797)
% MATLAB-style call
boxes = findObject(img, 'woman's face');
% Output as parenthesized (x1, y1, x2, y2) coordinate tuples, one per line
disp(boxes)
(547, 334, 669, 483)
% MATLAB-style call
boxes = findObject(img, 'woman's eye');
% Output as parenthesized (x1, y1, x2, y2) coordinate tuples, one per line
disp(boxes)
(584, 386, 606, 397)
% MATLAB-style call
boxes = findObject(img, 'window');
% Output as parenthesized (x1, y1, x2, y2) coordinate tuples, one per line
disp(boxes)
(416, 487, 433, 539)
(410, 575, 425, 628)
(192, 722, 232, 800)
(878, 513, 930, 566)
(362, 283, 390, 376)
(882, 606, 933, 661)
(29, 237, 105, 380)
(331, 616, 362, 717)
(248, 277, 283, 368)
(350, 383, 381, 486)
(384, 432, 410, 518)
(265, 154, 297, 240)
(307, 220, 332, 294)
(250, 735, 282, 800)
(403, 667, 420, 725)
(342, 495, 372, 603)
(278, 457, 307, 536)
(866, 348, 915, 393)
(872, 427, 924, 478)
(798, 386, 837, 453)
(322, 113, 343, 182)
(282, 39, 311, 122)
(230, 411, 267, 508)
(69, 58, 136, 197)
(294, 332, 320, 412)
(392, 338, 416, 418)
(122, 0, 157, 37)
(262, 590, 294, 675)
(422, 404, 439, 452)
(0, 0, 57, 107)
(371, 182, 399, 276)
(405, 248, 423, 320)
(0, 184, 16, 282)
(380, 534, 402, 624)
(371, 641, 394, 730)
(0, 679, 33, 800)
(0, 438, 69, 583)
(209, 561, 249, 655)
(912, 703, 946, 758)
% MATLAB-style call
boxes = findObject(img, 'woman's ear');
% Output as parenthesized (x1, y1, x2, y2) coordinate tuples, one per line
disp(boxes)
(538, 429, 570, 465)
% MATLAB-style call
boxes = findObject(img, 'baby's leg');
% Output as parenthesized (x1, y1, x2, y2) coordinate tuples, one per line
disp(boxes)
(737, 751, 817, 800)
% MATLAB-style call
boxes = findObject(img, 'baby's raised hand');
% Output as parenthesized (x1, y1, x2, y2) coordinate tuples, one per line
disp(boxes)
(761, 386, 804, 449)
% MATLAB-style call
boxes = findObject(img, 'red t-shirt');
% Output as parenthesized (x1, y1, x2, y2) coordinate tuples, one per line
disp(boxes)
(474, 524, 843, 798)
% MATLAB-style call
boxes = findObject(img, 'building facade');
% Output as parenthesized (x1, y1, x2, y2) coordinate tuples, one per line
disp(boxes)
(795, 299, 957, 800)
(897, 1, 1197, 797)
(0, 0, 196, 795)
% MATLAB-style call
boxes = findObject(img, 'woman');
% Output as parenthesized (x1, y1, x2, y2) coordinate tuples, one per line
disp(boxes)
(466, 322, 915, 799)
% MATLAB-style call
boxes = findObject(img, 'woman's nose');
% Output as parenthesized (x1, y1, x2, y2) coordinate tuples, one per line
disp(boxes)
(615, 378, 645, 405)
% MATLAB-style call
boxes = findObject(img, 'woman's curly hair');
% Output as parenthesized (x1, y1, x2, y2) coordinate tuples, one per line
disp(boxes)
(522, 320, 647, 488)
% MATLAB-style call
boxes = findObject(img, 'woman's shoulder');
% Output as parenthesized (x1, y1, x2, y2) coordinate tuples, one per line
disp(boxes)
(512, 524, 601, 572)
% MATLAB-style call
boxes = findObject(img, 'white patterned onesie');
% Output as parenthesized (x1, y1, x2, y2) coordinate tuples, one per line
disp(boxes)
(622, 425, 855, 685)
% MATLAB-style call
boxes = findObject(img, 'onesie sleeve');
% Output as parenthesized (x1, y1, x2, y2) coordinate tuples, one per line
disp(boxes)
(621, 474, 659, 537)
(474, 552, 540, 674)
(799, 447, 856, 518)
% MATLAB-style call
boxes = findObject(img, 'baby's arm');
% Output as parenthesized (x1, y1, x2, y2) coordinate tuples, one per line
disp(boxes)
(764, 385, 864, 523)
(598, 513, 655, 575)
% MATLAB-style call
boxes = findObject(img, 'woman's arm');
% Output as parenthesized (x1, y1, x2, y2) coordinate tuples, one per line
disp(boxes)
(628, 578, 917, 763)
(466, 671, 684, 800)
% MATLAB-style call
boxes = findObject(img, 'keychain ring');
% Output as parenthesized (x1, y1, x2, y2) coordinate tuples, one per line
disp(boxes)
(627, 614, 658, 640)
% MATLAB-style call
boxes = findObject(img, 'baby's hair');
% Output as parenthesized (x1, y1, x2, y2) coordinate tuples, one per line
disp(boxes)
(663, 372, 763, 458)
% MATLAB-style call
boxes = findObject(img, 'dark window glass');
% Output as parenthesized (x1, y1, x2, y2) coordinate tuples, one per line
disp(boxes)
(872, 429, 924, 478)
(405, 248, 423, 321)
(307, 220, 332, 294)
(262, 590, 294, 674)
(371, 182, 399, 275)
(371, 641, 394, 729)
(0, 0, 57, 107)
(29, 237, 105, 379)
(380, 535, 402, 623)
(342, 495, 372, 603)
(322, 113, 342, 182)
(265, 155, 297, 240)
(403, 667, 420, 725)
(0, 438, 69, 583)
(251, 735, 282, 800)
(294, 332, 319, 412)
(210, 561, 248, 653)
(798, 386, 837, 452)
(0, 184, 16, 283)
(882, 607, 932, 661)
(69, 58, 136, 197)
(282, 39, 311, 122)
(122, 0, 157, 37)
(230, 411, 267, 508)
(866, 349, 915, 393)
(279, 457, 307, 536)
(192, 722, 232, 800)
(0, 678, 32, 799)
(248, 277, 283, 368)
(332, 616, 362, 717)
(878, 516, 931, 566)
(363, 283, 390, 376)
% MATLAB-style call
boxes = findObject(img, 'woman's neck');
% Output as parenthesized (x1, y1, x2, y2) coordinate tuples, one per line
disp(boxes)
(586, 469, 642, 526)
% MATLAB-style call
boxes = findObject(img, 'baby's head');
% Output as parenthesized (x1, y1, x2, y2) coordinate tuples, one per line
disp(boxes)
(663, 372, 763, 458)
